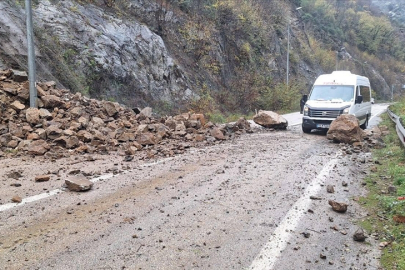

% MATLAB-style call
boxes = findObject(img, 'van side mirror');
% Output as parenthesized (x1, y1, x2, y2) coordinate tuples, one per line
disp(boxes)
(303, 94, 308, 102)
(355, 95, 363, 104)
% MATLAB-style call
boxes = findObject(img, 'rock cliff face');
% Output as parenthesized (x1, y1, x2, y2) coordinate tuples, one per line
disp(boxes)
(0, 0, 399, 114)
(0, 0, 192, 112)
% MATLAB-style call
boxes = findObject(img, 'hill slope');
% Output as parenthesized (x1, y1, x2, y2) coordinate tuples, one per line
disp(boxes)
(0, 0, 403, 115)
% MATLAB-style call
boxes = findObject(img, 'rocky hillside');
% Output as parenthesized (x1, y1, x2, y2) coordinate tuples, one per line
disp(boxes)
(0, 0, 404, 116)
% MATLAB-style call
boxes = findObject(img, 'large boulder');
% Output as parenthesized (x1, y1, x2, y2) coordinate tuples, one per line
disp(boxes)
(253, 110, 288, 129)
(326, 114, 364, 144)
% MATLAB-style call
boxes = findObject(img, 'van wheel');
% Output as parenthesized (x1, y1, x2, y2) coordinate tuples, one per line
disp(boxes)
(302, 125, 312, 133)
(360, 116, 368, 129)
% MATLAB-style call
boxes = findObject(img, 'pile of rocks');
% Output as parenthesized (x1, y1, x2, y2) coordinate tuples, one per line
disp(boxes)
(0, 69, 252, 159)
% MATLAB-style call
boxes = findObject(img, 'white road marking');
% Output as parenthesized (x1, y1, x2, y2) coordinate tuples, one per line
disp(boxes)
(0, 188, 63, 212)
(0, 155, 182, 213)
(249, 155, 340, 270)
(0, 156, 182, 213)
(140, 157, 174, 167)
(0, 173, 115, 213)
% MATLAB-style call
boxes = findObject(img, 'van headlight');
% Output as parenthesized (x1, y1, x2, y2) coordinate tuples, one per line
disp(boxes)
(342, 107, 350, 114)
(303, 105, 309, 116)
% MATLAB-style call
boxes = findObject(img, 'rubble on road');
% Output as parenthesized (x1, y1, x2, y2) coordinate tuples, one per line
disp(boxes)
(326, 114, 364, 144)
(353, 228, 367, 242)
(252, 110, 288, 129)
(65, 176, 94, 191)
(328, 200, 348, 213)
(0, 69, 253, 159)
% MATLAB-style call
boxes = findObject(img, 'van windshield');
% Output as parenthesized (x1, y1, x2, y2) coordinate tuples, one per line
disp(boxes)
(309, 85, 354, 102)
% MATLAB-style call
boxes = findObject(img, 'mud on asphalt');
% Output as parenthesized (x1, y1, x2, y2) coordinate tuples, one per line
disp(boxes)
(0, 125, 381, 270)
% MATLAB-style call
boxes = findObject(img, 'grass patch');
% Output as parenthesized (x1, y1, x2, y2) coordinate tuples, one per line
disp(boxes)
(359, 111, 405, 269)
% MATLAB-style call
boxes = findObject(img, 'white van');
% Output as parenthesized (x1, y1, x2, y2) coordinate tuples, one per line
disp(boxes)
(301, 71, 372, 133)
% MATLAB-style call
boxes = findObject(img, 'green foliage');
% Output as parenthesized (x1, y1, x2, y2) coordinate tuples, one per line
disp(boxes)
(257, 81, 302, 113)
(359, 109, 405, 269)
(187, 83, 216, 114)
(207, 111, 226, 123)
(356, 12, 394, 55)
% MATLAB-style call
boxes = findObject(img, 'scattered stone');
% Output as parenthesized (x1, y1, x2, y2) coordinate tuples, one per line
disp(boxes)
(35, 175, 51, 182)
(353, 228, 367, 242)
(326, 185, 335, 193)
(7, 171, 23, 179)
(12, 70, 28, 82)
(342, 181, 348, 187)
(65, 176, 93, 191)
(310, 195, 322, 200)
(388, 186, 397, 194)
(393, 215, 405, 223)
(328, 200, 348, 213)
(379, 241, 390, 248)
(210, 127, 226, 140)
(320, 253, 327, 259)
(10, 183, 22, 187)
(11, 195, 22, 203)
(330, 226, 339, 231)
(302, 232, 311, 238)
(253, 110, 288, 129)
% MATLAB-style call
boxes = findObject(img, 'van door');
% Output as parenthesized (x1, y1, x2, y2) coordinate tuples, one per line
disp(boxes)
(355, 85, 371, 125)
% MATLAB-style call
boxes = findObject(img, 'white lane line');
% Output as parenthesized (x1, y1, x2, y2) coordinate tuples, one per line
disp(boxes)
(0, 155, 179, 213)
(249, 155, 339, 270)
(140, 157, 174, 167)
(370, 107, 387, 122)
(0, 173, 115, 213)
(0, 157, 176, 213)
(0, 188, 63, 212)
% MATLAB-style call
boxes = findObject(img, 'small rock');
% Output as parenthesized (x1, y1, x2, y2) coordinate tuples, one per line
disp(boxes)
(65, 176, 93, 192)
(388, 186, 397, 194)
(11, 195, 22, 203)
(328, 200, 348, 213)
(353, 228, 366, 242)
(320, 253, 327, 259)
(35, 175, 51, 182)
(302, 232, 310, 238)
(10, 183, 22, 187)
(310, 196, 322, 200)
(379, 241, 390, 248)
(326, 185, 335, 193)
(342, 181, 348, 187)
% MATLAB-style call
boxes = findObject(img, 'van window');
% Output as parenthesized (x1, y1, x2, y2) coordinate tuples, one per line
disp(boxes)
(360, 86, 370, 102)
(309, 85, 354, 102)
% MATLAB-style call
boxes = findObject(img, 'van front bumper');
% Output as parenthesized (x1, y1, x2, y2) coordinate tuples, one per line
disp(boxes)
(302, 118, 334, 130)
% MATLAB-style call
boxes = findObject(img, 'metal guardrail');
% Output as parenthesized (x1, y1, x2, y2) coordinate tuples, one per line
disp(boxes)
(387, 107, 405, 147)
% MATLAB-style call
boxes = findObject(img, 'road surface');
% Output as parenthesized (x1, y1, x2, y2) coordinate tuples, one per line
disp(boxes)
(0, 105, 388, 270)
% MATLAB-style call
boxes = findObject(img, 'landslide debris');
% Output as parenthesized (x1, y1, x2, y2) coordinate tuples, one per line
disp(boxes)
(0, 69, 253, 159)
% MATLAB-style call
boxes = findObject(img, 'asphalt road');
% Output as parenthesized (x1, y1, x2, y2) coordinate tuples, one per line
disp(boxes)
(0, 108, 385, 269)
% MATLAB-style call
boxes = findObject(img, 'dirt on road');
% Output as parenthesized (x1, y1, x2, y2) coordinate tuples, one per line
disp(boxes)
(0, 125, 381, 270)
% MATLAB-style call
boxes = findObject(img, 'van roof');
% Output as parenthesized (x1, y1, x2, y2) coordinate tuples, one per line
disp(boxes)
(314, 71, 370, 86)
